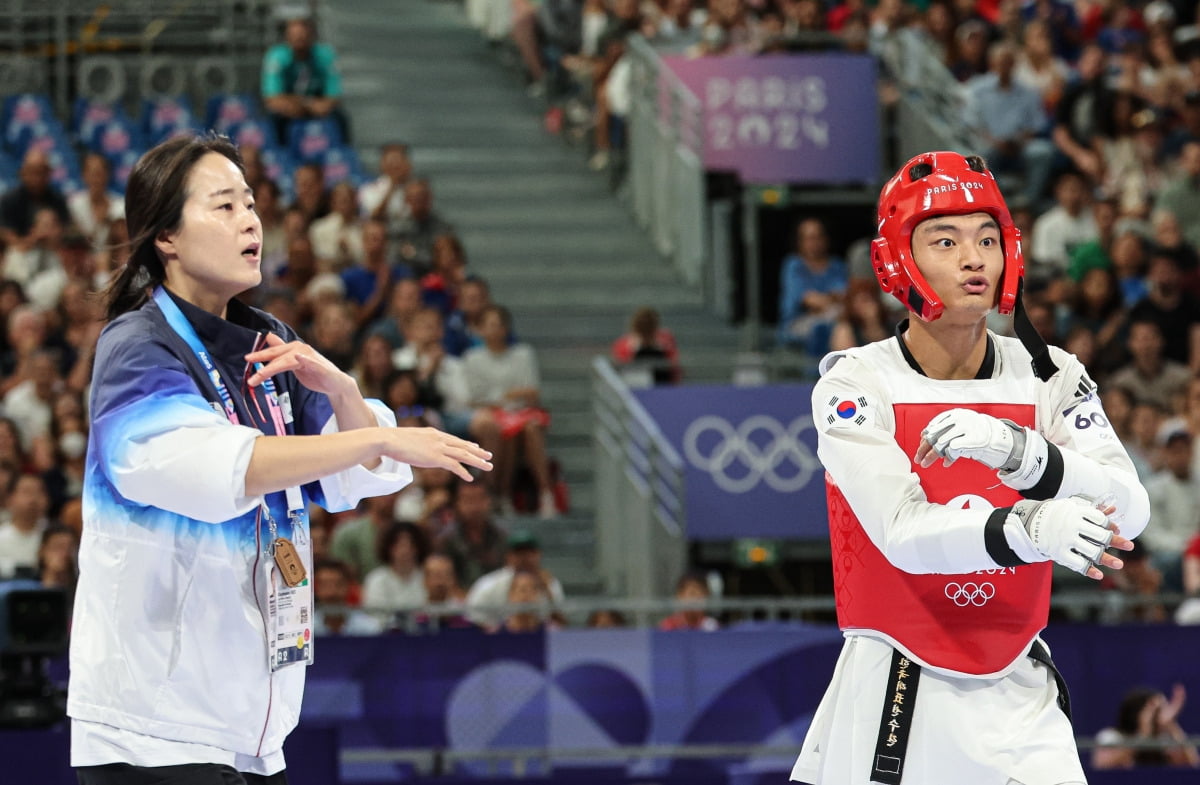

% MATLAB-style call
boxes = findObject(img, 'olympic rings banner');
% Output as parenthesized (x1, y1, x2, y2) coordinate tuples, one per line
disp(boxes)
(634, 383, 826, 540)
(661, 53, 880, 185)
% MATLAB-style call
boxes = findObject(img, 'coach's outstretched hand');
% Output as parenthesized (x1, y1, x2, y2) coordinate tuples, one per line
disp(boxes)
(381, 426, 492, 482)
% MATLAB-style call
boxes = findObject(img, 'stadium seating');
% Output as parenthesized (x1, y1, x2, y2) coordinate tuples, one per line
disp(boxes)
(88, 116, 143, 159)
(204, 93, 263, 134)
(287, 116, 344, 163)
(224, 118, 276, 152)
(258, 145, 297, 188)
(142, 96, 199, 145)
(71, 97, 128, 148)
(317, 144, 366, 187)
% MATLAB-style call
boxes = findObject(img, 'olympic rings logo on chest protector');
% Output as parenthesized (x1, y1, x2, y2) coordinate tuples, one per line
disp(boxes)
(682, 414, 819, 494)
(943, 581, 996, 607)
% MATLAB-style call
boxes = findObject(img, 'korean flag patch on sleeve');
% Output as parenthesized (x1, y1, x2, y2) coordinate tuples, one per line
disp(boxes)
(825, 393, 872, 428)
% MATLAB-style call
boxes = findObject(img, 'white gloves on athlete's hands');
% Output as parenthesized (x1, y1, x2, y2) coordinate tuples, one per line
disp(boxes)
(1007, 497, 1114, 576)
(920, 408, 1025, 470)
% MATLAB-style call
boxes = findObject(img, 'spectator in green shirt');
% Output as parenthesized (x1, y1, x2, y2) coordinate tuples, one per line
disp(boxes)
(261, 17, 348, 146)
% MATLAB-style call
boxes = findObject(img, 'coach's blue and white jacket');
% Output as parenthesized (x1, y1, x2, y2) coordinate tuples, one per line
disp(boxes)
(68, 289, 412, 760)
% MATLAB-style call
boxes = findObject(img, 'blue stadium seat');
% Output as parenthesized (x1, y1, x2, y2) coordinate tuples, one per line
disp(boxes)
(72, 97, 129, 147)
(45, 146, 82, 193)
(0, 151, 16, 180)
(7, 120, 71, 160)
(3, 93, 55, 133)
(4, 94, 66, 155)
(0, 150, 17, 193)
(89, 117, 143, 159)
(142, 97, 198, 144)
(287, 117, 344, 163)
(224, 118, 275, 153)
(258, 145, 296, 190)
(204, 93, 262, 133)
(317, 145, 365, 187)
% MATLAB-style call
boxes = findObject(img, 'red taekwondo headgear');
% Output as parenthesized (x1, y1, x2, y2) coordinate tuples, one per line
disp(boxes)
(871, 151, 1058, 381)
(872, 151, 1022, 322)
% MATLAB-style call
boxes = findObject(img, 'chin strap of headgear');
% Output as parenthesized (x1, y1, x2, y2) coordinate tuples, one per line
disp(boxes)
(1012, 278, 1059, 382)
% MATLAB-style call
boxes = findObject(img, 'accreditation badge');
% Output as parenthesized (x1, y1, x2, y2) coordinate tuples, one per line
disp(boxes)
(265, 509, 314, 672)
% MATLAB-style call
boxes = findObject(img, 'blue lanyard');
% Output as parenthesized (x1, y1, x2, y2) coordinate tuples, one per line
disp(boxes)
(153, 286, 240, 425)
(153, 285, 306, 520)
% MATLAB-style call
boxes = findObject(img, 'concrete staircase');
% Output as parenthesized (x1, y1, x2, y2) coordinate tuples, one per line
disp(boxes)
(323, 0, 743, 594)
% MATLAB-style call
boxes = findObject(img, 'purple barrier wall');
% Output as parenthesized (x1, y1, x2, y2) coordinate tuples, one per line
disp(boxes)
(7, 624, 1198, 783)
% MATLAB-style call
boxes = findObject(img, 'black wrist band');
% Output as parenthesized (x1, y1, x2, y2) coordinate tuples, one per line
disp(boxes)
(985, 506, 1026, 567)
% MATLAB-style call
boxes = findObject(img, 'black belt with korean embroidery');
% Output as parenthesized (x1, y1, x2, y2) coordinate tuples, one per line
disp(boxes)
(870, 649, 920, 785)
(869, 642, 1071, 784)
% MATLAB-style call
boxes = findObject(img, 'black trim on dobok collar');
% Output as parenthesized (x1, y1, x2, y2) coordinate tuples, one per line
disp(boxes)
(894, 319, 996, 379)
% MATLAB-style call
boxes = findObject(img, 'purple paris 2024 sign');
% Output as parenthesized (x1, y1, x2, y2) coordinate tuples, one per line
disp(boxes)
(662, 53, 880, 185)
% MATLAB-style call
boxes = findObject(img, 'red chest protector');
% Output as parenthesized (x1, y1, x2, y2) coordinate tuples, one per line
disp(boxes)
(829, 402, 1052, 675)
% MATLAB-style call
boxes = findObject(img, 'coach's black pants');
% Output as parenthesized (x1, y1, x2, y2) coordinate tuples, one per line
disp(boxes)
(77, 763, 288, 785)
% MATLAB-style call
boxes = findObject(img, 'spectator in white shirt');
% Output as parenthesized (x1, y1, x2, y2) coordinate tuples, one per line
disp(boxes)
(1030, 171, 1098, 283)
(1143, 424, 1200, 590)
(359, 142, 412, 227)
(466, 529, 564, 626)
(309, 181, 364, 271)
(393, 306, 475, 437)
(3, 348, 60, 450)
(1, 207, 66, 294)
(1013, 20, 1071, 111)
(0, 472, 51, 578)
(67, 153, 125, 248)
(361, 521, 430, 615)
(463, 305, 557, 518)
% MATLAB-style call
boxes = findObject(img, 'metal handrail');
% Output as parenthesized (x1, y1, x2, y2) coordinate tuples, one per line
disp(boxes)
(874, 26, 982, 159)
(353, 588, 1197, 632)
(592, 356, 687, 601)
(625, 34, 708, 291)
(593, 355, 685, 532)
(628, 34, 703, 157)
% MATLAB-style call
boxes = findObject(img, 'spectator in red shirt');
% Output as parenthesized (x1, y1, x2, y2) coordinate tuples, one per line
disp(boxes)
(610, 306, 680, 384)
(658, 572, 719, 631)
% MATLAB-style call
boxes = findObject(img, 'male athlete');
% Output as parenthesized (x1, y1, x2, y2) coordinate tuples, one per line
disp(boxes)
(791, 151, 1149, 785)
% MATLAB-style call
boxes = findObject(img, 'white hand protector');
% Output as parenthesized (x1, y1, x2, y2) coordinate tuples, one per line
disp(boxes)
(1009, 497, 1114, 575)
(921, 408, 1024, 470)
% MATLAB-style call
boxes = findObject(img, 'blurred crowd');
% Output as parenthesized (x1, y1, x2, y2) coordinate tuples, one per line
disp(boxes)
(759, 0, 1200, 624)
(0, 9, 584, 637)
(469, 0, 868, 171)
(9, 0, 1200, 636)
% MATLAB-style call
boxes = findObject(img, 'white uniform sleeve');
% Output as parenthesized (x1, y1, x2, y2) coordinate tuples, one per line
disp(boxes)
(814, 353, 1003, 574)
(111, 422, 264, 524)
(316, 398, 414, 512)
(1016, 349, 1150, 539)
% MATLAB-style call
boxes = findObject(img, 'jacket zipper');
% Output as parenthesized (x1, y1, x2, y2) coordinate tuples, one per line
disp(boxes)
(252, 506, 275, 757)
